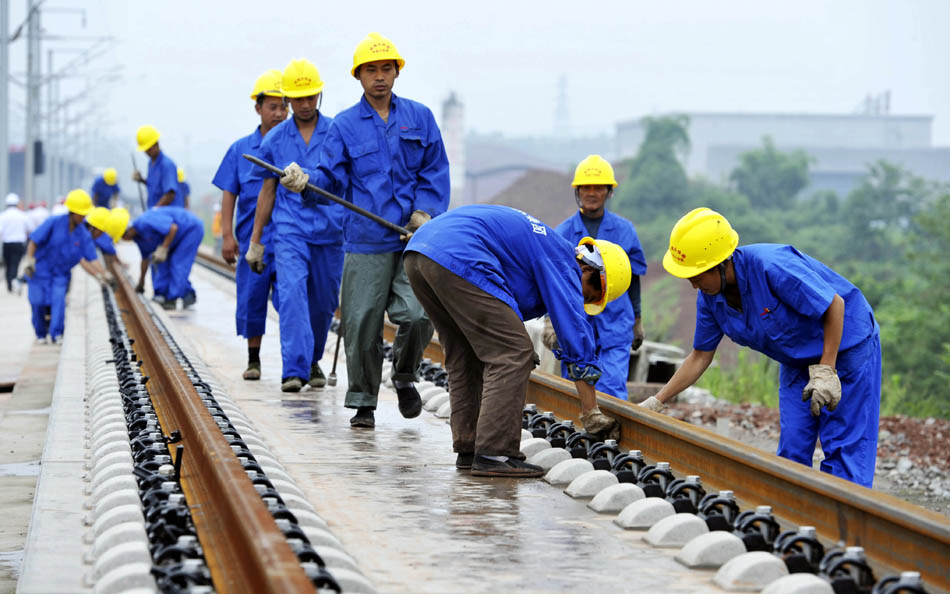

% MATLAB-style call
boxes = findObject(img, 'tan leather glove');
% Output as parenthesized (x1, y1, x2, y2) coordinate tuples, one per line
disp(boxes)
(541, 316, 559, 351)
(152, 245, 169, 263)
(401, 210, 431, 241)
(639, 396, 667, 413)
(102, 270, 117, 289)
(580, 406, 620, 441)
(633, 317, 645, 351)
(280, 162, 309, 193)
(23, 255, 36, 278)
(245, 241, 266, 274)
(802, 364, 841, 416)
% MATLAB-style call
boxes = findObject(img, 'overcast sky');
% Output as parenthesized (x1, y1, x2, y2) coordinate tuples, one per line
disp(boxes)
(5, 0, 949, 194)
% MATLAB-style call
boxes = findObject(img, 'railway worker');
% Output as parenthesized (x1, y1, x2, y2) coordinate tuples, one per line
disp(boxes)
(132, 125, 180, 209)
(87, 207, 129, 269)
(548, 155, 648, 401)
(90, 168, 121, 208)
(213, 69, 287, 381)
(282, 32, 450, 428)
(22, 189, 111, 344)
(27, 200, 50, 229)
(404, 205, 630, 476)
(643, 208, 881, 487)
(1, 193, 33, 292)
(247, 59, 343, 393)
(123, 206, 203, 310)
(177, 168, 191, 209)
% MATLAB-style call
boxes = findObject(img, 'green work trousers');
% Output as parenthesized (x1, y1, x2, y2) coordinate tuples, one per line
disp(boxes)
(342, 251, 433, 409)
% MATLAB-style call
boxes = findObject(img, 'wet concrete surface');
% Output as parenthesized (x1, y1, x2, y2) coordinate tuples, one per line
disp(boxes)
(130, 247, 725, 593)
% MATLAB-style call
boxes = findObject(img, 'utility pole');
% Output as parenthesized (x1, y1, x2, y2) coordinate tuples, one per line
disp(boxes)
(1, 0, 9, 201)
(24, 0, 39, 203)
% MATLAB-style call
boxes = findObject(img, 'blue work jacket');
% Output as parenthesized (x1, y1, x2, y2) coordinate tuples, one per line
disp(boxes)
(177, 181, 190, 207)
(131, 207, 203, 260)
(146, 152, 180, 209)
(29, 214, 97, 277)
(91, 176, 120, 208)
(556, 210, 647, 349)
(306, 94, 450, 254)
(257, 115, 342, 244)
(693, 244, 877, 369)
(407, 204, 599, 370)
(212, 127, 274, 247)
(94, 232, 116, 256)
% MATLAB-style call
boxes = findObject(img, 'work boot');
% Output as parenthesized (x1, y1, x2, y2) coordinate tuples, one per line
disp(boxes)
(471, 455, 545, 478)
(455, 452, 474, 470)
(50, 336, 63, 346)
(162, 299, 177, 310)
(281, 377, 304, 393)
(308, 363, 326, 388)
(34, 337, 47, 346)
(395, 384, 422, 418)
(350, 407, 375, 428)
(182, 292, 197, 308)
(151, 294, 165, 305)
(243, 362, 261, 381)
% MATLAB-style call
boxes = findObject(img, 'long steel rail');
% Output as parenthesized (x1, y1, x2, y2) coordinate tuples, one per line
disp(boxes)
(196, 249, 949, 591)
(108, 260, 315, 594)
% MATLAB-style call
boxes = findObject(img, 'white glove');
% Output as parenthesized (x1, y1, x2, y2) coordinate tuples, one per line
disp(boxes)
(580, 406, 620, 440)
(802, 364, 841, 417)
(23, 255, 36, 278)
(639, 396, 668, 413)
(245, 241, 266, 274)
(152, 245, 169, 263)
(280, 162, 309, 193)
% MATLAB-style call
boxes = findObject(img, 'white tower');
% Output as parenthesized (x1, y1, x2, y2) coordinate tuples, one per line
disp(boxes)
(441, 91, 466, 208)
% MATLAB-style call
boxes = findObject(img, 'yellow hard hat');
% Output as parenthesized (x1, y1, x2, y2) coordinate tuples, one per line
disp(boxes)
(103, 168, 118, 186)
(177, 168, 186, 183)
(576, 237, 632, 315)
(136, 125, 160, 152)
(107, 208, 130, 243)
(662, 208, 739, 279)
(572, 155, 617, 187)
(64, 189, 93, 216)
(351, 32, 405, 77)
(281, 59, 324, 98)
(86, 207, 111, 234)
(250, 69, 283, 100)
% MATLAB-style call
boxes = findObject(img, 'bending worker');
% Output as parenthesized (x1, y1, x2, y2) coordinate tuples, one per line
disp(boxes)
(283, 32, 450, 428)
(550, 155, 647, 401)
(247, 59, 342, 393)
(22, 189, 111, 344)
(404, 204, 630, 477)
(91, 168, 120, 208)
(123, 206, 202, 310)
(177, 168, 191, 209)
(642, 208, 881, 487)
(87, 207, 130, 269)
(214, 69, 287, 381)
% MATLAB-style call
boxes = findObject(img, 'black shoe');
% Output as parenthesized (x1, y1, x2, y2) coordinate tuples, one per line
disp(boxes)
(471, 455, 545, 478)
(182, 292, 197, 308)
(162, 299, 177, 310)
(395, 384, 422, 418)
(456, 452, 474, 469)
(308, 363, 326, 388)
(350, 407, 375, 428)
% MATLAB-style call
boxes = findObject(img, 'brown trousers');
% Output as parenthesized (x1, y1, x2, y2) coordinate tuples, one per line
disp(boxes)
(404, 252, 536, 457)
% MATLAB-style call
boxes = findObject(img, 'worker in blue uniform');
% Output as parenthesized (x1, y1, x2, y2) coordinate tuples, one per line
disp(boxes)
(404, 205, 632, 476)
(645, 208, 881, 487)
(214, 69, 287, 381)
(282, 32, 450, 428)
(551, 155, 647, 401)
(177, 168, 191, 209)
(22, 189, 111, 344)
(247, 58, 343, 393)
(86, 207, 125, 269)
(123, 206, 203, 311)
(90, 168, 120, 208)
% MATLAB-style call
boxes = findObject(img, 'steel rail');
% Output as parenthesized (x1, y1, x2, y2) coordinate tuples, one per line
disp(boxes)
(195, 249, 949, 591)
(108, 261, 315, 594)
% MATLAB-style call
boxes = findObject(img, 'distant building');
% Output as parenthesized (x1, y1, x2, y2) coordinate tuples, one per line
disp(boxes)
(441, 92, 466, 208)
(615, 111, 950, 194)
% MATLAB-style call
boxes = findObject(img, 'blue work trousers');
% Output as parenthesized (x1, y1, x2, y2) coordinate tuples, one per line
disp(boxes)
(151, 261, 168, 298)
(235, 243, 279, 338)
(28, 274, 69, 340)
(165, 226, 202, 300)
(777, 333, 882, 487)
(561, 341, 630, 400)
(274, 235, 343, 380)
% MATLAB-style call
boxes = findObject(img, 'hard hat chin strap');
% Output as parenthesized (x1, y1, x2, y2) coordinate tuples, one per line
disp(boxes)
(716, 261, 728, 296)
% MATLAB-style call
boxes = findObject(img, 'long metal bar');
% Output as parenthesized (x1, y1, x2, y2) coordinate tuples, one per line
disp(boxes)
(109, 261, 315, 594)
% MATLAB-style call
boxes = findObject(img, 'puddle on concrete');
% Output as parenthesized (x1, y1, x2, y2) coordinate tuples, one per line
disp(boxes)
(0, 460, 40, 477)
(0, 549, 24, 579)
(8, 407, 51, 416)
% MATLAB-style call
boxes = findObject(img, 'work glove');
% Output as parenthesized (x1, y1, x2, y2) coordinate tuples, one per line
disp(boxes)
(802, 364, 841, 417)
(23, 255, 36, 278)
(100, 270, 117, 289)
(400, 210, 431, 242)
(580, 406, 621, 441)
(132, 171, 144, 183)
(638, 396, 668, 413)
(541, 316, 559, 351)
(280, 162, 309, 193)
(245, 241, 266, 274)
(633, 317, 645, 351)
(152, 245, 169, 263)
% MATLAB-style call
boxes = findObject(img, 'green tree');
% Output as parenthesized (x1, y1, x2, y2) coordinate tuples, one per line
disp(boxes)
(729, 136, 812, 209)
